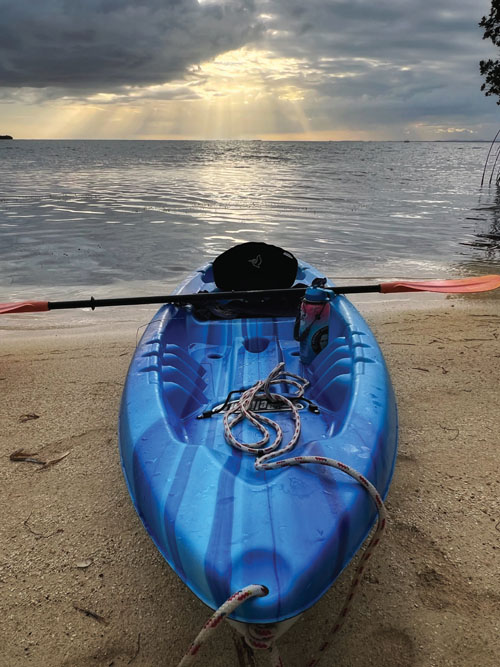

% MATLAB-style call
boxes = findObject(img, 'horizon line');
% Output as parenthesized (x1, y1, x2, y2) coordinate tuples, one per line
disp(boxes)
(1, 137, 494, 143)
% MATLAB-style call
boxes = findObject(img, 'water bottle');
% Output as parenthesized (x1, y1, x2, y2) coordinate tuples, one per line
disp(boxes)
(295, 286, 331, 364)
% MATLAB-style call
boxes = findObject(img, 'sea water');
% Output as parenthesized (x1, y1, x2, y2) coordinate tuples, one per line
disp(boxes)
(1, 140, 499, 303)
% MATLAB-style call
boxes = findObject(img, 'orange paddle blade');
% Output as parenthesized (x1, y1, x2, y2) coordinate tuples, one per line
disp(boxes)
(380, 275, 500, 294)
(0, 300, 49, 314)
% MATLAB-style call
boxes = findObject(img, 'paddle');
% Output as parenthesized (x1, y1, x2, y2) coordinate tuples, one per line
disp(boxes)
(1, 275, 499, 315)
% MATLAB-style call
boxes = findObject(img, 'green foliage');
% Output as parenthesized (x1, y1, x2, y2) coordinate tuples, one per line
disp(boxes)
(480, 0, 500, 103)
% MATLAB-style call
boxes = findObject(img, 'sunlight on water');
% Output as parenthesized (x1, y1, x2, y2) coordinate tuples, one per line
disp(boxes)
(1, 140, 499, 302)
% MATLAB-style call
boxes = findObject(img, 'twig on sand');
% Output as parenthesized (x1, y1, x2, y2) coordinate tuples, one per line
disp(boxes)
(438, 424, 460, 441)
(10, 449, 44, 464)
(10, 448, 70, 469)
(39, 451, 70, 469)
(73, 604, 109, 625)
(19, 413, 40, 423)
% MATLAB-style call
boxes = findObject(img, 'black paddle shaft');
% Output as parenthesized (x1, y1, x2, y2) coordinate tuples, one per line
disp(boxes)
(47, 284, 382, 311)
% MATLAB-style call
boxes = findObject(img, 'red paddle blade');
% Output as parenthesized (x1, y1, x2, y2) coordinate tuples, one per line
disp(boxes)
(0, 300, 49, 314)
(380, 275, 500, 294)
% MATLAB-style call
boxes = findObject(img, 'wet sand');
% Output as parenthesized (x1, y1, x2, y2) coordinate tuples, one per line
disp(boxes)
(1, 298, 499, 666)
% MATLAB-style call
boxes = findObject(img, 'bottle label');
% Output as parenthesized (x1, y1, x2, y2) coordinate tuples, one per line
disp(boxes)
(311, 326, 329, 354)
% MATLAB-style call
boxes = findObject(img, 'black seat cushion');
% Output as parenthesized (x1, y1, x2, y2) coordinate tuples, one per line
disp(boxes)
(212, 242, 298, 291)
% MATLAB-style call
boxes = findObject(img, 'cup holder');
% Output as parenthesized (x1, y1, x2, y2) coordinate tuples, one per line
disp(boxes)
(243, 337, 269, 353)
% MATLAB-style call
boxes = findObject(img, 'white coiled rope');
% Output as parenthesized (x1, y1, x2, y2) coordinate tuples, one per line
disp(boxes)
(179, 363, 386, 667)
(223, 363, 307, 462)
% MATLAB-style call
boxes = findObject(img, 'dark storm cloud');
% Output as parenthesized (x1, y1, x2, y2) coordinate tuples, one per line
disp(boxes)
(0, 0, 261, 90)
(261, 0, 487, 60)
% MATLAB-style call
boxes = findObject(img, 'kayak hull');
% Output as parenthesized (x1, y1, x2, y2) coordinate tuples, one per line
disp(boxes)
(119, 260, 398, 623)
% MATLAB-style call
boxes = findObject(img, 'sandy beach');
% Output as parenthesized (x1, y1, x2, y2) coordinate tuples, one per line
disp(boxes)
(1, 296, 499, 666)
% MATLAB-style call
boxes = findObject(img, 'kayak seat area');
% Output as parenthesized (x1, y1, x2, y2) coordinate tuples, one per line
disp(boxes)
(145, 296, 380, 442)
(153, 309, 321, 454)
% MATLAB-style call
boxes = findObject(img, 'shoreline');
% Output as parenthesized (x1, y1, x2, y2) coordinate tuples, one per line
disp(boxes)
(0, 289, 475, 341)
(1, 299, 499, 666)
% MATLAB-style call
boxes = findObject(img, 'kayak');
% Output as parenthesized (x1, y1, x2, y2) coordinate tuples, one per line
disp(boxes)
(118, 258, 398, 626)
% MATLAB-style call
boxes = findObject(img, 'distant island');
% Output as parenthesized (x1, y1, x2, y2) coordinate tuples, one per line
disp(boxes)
(0, 135, 13, 140)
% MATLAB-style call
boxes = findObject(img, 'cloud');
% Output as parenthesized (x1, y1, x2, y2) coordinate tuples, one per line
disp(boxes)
(251, 0, 498, 134)
(260, 0, 488, 59)
(258, 1, 491, 87)
(1, 0, 498, 138)
(0, 0, 262, 92)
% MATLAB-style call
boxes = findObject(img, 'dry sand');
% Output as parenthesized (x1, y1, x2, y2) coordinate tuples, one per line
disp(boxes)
(0, 297, 499, 667)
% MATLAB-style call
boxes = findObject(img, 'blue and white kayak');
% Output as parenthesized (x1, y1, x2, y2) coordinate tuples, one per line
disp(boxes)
(118, 260, 398, 625)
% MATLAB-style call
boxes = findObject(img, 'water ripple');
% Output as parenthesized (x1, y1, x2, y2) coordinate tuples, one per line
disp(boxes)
(1, 140, 499, 299)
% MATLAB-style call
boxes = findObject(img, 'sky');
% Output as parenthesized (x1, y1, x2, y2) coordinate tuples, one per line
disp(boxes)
(0, 0, 499, 141)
